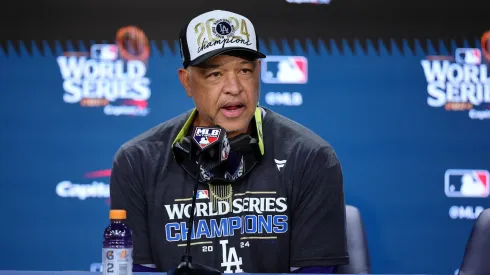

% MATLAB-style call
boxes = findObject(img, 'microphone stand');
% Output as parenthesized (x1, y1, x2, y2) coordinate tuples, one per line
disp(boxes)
(167, 153, 222, 275)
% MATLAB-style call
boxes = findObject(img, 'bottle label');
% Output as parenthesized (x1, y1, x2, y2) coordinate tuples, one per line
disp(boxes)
(102, 248, 133, 275)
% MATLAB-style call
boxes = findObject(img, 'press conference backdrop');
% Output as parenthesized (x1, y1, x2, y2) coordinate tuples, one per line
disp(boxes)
(0, 0, 489, 274)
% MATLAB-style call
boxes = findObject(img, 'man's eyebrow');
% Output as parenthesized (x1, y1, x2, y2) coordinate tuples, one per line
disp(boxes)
(198, 59, 257, 70)
(198, 63, 221, 70)
(242, 59, 258, 67)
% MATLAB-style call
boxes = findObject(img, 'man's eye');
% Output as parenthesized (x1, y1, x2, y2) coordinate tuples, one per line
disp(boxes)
(240, 69, 253, 74)
(207, 72, 221, 78)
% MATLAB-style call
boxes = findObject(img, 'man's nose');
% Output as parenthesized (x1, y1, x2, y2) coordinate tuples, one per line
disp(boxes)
(222, 73, 243, 95)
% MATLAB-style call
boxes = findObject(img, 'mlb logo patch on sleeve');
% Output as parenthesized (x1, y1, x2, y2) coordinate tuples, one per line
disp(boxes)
(445, 169, 489, 198)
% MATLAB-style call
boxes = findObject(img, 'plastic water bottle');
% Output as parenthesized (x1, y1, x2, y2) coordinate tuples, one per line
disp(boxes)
(102, 209, 133, 275)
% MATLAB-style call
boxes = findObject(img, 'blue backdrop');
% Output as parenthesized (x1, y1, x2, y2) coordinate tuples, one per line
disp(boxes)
(0, 34, 489, 275)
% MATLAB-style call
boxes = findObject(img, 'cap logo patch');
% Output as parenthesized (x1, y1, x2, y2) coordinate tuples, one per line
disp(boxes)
(213, 18, 235, 38)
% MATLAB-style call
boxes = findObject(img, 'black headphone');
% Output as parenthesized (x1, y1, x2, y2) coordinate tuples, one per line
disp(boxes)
(172, 125, 262, 185)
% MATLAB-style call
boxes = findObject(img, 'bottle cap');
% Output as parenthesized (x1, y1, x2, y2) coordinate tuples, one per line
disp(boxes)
(110, 209, 127, 220)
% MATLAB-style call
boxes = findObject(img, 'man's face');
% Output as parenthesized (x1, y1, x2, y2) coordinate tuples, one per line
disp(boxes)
(178, 54, 261, 136)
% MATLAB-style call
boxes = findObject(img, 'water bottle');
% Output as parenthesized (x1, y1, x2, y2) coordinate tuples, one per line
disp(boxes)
(102, 209, 133, 275)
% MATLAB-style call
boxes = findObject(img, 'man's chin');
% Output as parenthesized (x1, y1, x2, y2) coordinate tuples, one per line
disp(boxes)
(214, 110, 254, 135)
(222, 124, 245, 134)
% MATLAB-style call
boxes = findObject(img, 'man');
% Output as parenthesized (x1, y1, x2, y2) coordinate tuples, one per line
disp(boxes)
(110, 9, 349, 274)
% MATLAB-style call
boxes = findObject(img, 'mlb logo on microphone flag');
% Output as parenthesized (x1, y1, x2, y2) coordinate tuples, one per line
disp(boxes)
(196, 190, 209, 199)
(261, 56, 308, 84)
(193, 127, 222, 150)
(445, 169, 489, 198)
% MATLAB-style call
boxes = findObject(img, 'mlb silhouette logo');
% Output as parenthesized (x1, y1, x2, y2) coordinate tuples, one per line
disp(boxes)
(445, 169, 489, 198)
(455, 48, 482, 65)
(261, 56, 308, 84)
(196, 190, 209, 199)
(90, 44, 118, 61)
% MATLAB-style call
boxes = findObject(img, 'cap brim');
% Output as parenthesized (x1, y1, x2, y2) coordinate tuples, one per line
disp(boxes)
(188, 47, 266, 67)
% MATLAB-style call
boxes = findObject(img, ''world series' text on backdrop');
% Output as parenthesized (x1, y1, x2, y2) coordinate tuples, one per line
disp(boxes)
(421, 48, 490, 120)
(56, 34, 152, 117)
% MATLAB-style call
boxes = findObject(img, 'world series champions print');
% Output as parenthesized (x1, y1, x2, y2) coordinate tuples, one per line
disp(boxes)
(164, 189, 289, 273)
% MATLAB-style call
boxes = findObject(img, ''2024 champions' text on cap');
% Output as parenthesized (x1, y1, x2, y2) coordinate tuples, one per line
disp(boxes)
(179, 10, 266, 68)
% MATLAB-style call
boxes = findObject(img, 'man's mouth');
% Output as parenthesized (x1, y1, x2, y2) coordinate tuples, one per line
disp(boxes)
(221, 103, 245, 111)
(220, 103, 245, 118)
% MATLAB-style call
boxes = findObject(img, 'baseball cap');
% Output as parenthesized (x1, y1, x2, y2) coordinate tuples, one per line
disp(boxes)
(179, 10, 266, 68)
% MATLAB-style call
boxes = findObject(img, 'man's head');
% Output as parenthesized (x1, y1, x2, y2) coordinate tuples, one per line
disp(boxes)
(177, 10, 266, 137)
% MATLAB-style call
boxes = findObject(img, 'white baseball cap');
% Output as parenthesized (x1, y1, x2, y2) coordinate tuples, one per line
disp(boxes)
(179, 10, 266, 68)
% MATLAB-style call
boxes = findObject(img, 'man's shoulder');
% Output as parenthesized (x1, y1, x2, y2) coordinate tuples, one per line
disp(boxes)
(265, 108, 333, 149)
(264, 109, 338, 166)
(116, 109, 193, 158)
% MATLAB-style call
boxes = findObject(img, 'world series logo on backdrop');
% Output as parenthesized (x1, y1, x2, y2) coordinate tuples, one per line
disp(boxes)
(56, 26, 151, 117)
(421, 31, 490, 120)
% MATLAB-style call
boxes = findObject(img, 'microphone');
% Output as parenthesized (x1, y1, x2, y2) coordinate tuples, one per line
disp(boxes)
(167, 126, 225, 275)
(192, 126, 230, 169)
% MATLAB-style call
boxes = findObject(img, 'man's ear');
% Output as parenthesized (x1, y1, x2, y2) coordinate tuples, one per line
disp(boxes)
(178, 68, 192, 97)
